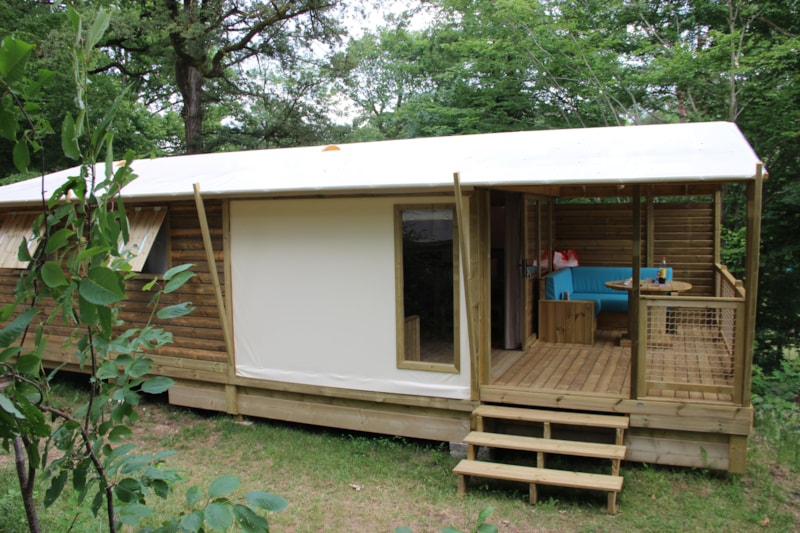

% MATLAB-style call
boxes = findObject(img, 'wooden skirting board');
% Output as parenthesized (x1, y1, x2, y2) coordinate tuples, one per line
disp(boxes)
(168, 382, 471, 443)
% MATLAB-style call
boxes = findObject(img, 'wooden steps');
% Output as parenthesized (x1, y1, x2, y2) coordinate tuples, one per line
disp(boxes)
(472, 404, 629, 431)
(464, 432, 626, 461)
(454, 405, 629, 513)
(454, 460, 624, 511)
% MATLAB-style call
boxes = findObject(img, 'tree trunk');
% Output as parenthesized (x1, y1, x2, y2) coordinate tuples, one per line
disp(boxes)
(176, 58, 205, 154)
(14, 436, 41, 533)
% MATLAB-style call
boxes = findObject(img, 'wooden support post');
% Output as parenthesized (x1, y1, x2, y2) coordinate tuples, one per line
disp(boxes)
(193, 184, 238, 415)
(741, 164, 764, 405)
(608, 492, 618, 515)
(453, 172, 480, 400)
(467, 444, 476, 461)
(713, 189, 722, 266)
(457, 475, 467, 496)
(631, 185, 644, 398)
(538, 421, 551, 469)
(646, 190, 654, 266)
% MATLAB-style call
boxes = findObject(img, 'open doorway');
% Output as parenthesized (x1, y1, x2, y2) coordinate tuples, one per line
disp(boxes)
(490, 192, 552, 350)
(490, 191, 523, 349)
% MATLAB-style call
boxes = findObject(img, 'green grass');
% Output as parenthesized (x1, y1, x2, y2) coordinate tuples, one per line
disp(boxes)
(1, 378, 799, 532)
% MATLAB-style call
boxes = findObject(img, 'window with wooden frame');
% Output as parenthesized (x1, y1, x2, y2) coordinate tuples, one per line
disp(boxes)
(395, 205, 460, 372)
(121, 207, 170, 274)
(0, 211, 40, 269)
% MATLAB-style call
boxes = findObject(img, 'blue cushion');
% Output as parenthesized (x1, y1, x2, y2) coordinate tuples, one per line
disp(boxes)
(545, 268, 573, 300)
(544, 266, 674, 314)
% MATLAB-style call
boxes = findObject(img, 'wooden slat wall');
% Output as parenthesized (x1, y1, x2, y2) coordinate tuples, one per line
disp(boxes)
(652, 203, 715, 295)
(0, 201, 228, 365)
(547, 202, 715, 296)
(122, 201, 228, 362)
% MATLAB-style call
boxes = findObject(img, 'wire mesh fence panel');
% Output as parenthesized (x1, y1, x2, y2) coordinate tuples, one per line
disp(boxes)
(643, 300, 739, 401)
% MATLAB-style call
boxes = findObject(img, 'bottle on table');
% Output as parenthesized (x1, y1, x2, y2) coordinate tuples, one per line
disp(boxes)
(657, 256, 667, 284)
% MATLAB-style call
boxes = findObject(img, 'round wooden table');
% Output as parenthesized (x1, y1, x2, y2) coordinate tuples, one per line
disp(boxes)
(604, 279, 692, 294)
(604, 279, 693, 346)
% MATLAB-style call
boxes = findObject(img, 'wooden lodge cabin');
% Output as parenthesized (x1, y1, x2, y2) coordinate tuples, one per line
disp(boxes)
(0, 122, 763, 510)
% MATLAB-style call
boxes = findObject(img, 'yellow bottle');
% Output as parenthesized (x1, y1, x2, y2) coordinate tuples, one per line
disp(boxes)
(657, 256, 667, 284)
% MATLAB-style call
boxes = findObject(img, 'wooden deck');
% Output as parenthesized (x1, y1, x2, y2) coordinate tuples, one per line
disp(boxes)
(491, 326, 735, 404)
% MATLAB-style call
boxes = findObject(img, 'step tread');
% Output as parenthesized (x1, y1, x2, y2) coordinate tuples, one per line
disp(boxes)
(454, 459, 624, 492)
(464, 431, 626, 460)
(474, 405, 629, 429)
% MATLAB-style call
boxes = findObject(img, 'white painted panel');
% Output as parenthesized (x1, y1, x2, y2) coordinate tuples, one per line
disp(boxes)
(230, 197, 471, 399)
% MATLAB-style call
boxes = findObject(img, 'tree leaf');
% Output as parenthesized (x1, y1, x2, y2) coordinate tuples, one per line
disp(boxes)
(0, 106, 17, 142)
(45, 227, 75, 254)
(61, 114, 81, 160)
(0, 346, 21, 362)
(186, 485, 203, 506)
(0, 394, 24, 419)
(41, 261, 69, 288)
(115, 477, 142, 503)
(163, 263, 194, 281)
(91, 488, 104, 517)
(108, 425, 133, 442)
(85, 9, 111, 52)
(141, 376, 174, 394)
(151, 478, 172, 499)
(245, 491, 288, 512)
(16, 353, 41, 375)
(44, 468, 68, 508)
(180, 509, 204, 531)
(79, 267, 124, 305)
(0, 37, 33, 83)
(78, 294, 98, 327)
(0, 302, 16, 322)
(205, 501, 234, 532)
(208, 475, 240, 499)
(157, 302, 194, 320)
(233, 504, 269, 533)
(164, 270, 195, 294)
(72, 459, 90, 498)
(127, 356, 152, 379)
(13, 140, 30, 173)
(117, 502, 154, 526)
(0, 307, 37, 348)
(16, 235, 33, 262)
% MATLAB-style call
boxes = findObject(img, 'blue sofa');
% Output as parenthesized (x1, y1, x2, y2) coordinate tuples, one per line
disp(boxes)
(544, 266, 673, 315)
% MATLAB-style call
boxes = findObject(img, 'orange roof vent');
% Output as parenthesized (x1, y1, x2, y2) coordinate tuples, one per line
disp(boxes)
(322, 145, 340, 152)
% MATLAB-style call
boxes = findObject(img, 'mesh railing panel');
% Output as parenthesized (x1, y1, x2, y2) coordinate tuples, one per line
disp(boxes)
(644, 303, 737, 393)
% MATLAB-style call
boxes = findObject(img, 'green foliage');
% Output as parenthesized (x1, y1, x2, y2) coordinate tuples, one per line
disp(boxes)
(0, 35, 54, 174)
(0, 7, 282, 533)
(138, 476, 287, 533)
(751, 355, 800, 470)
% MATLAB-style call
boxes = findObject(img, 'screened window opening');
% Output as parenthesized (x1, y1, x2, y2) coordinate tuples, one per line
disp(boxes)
(123, 207, 170, 274)
(396, 205, 460, 372)
(0, 212, 40, 269)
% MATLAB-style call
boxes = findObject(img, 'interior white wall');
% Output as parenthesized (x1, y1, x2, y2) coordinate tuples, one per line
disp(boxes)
(230, 197, 471, 399)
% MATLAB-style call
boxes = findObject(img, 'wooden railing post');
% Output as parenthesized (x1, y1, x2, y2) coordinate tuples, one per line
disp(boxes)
(742, 164, 764, 405)
(630, 185, 643, 398)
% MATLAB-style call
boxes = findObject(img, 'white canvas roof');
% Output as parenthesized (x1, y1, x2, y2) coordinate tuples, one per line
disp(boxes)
(0, 121, 762, 206)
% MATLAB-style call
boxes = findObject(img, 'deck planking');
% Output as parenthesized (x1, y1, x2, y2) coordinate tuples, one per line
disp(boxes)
(491, 327, 733, 403)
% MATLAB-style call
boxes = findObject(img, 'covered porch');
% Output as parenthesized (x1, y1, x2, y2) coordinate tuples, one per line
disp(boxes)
(476, 260, 752, 472)
(489, 263, 745, 406)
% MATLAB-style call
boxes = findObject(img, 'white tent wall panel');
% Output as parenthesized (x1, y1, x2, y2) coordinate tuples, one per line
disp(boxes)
(230, 196, 471, 399)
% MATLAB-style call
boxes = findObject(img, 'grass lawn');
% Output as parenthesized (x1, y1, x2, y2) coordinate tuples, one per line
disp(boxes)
(1, 377, 799, 532)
